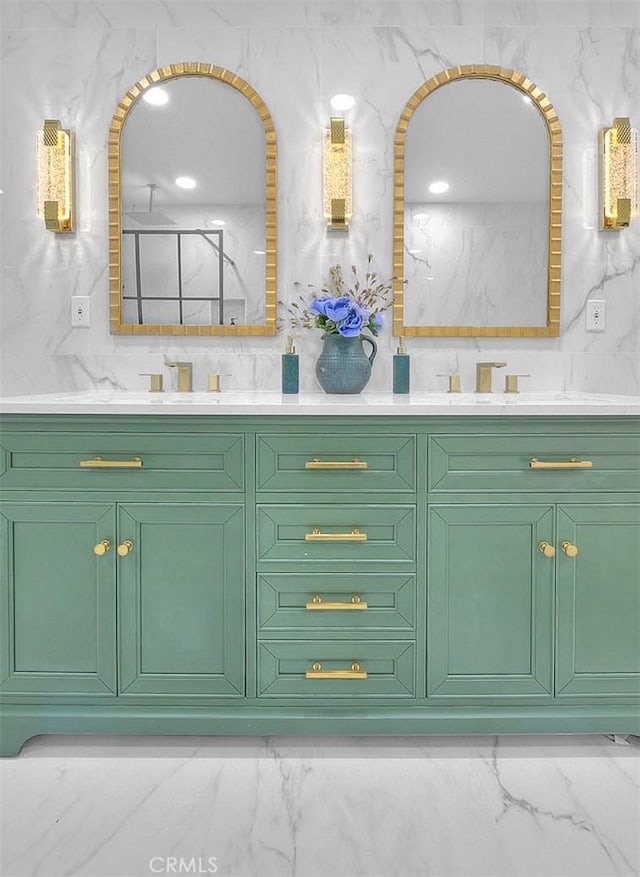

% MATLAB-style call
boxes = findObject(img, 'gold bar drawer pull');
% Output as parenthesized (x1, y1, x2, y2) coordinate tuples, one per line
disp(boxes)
(305, 458, 368, 469)
(305, 528, 367, 542)
(306, 595, 368, 610)
(80, 456, 143, 468)
(306, 662, 367, 679)
(529, 457, 593, 470)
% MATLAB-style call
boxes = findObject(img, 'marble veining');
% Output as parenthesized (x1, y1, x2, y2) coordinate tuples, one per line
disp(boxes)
(0, 1, 639, 397)
(0, 734, 638, 876)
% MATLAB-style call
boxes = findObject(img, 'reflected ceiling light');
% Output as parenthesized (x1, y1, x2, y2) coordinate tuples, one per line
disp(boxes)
(413, 212, 428, 221)
(600, 116, 638, 230)
(175, 176, 197, 189)
(208, 218, 226, 227)
(143, 87, 169, 106)
(36, 119, 75, 232)
(323, 116, 352, 230)
(522, 95, 533, 105)
(253, 249, 266, 255)
(330, 93, 355, 111)
(408, 248, 421, 254)
(428, 180, 450, 195)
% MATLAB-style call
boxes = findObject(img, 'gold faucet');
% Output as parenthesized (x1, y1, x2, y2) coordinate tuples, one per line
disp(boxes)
(166, 361, 193, 392)
(475, 361, 507, 393)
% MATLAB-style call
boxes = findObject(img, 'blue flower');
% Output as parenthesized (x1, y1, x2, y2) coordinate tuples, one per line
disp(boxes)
(371, 313, 384, 332)
(323, 296, 352, 323)
(310, 297, 331, 316)
(337, 302, 369, 337)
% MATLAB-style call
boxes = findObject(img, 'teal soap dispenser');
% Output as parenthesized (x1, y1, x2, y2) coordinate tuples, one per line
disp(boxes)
(281, 335, 299, 394)
(393, 337, 410, 394)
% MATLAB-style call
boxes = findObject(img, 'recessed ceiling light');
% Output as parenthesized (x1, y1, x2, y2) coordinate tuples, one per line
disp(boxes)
(428, 181, 450, 195)
(175, 176, 197, 189)
(143, 87, 169, 106)
(330, 93, 355, 111)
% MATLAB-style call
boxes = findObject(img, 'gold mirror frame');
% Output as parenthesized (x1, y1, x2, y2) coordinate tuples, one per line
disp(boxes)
(393, 65, 562, 338)
(108, 62, 277, 336)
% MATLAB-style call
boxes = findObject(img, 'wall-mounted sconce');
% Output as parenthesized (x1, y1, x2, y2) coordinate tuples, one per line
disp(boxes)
(600, 117, 638, 230)
(36, 119, 75, 232)
(323, 117, 352, 230)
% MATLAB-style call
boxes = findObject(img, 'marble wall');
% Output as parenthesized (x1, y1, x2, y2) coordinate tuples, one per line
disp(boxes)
(1, 0, 639, 396)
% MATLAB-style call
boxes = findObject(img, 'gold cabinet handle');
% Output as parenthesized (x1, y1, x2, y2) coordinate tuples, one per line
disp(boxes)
(529, 457, 592, 469)
(117, 540, 134, 557)
(80, 456, 143, 468)
(539, 541, 556, 558)
(305, 595, 368, 610)
(305, 528, 367, 542)
(305, 458, 368, 469)
(561, 541, 579, 557)
(93, 540, 111, 556)
(306, 661, 367, 679)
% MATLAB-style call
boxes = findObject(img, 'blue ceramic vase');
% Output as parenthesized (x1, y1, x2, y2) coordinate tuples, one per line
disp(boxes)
(315, 333, 378, 394)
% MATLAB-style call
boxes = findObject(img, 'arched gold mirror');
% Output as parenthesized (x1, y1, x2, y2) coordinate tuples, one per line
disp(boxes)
(393, 65, 562, 337)
(109, 62, 276, 335)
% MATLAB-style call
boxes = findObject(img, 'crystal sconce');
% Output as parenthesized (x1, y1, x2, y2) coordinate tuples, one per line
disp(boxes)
(36, 119, 75, 232)
(600, 117, 638, 230)
(323, 117, 352, 230)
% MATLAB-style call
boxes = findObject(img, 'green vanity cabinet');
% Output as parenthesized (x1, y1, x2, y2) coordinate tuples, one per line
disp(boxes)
(0, 501, 117, 696)
(0, 413, 638, 754)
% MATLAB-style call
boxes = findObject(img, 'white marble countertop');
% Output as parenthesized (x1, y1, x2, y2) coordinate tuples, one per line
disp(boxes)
(0, 390, 639, 416)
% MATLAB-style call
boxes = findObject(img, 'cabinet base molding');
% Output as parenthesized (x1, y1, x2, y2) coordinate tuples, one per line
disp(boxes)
(2, 705, 639, 757)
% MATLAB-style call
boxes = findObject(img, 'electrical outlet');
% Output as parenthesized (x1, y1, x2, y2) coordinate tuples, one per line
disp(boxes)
(71, 296, 90, 328)
(586, 299, 606, 332)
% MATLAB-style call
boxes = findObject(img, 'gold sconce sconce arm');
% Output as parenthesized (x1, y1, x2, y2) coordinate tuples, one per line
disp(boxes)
(323, 117, 352, 230)
(600, 117, 638, 230)
(37, 119, 75, 233)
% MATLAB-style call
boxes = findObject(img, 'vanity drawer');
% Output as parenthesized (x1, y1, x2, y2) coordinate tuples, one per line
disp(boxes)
(257, 573, 416, 636)
(256, 504, 416, 566)
(0, 431, 244, 492)
(256, 433, 416, 493)
(257, 640, 415, 698)
(429, 433, 640, 493)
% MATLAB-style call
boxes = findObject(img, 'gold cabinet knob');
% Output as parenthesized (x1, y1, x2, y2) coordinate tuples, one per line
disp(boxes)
(93, 540, 111, 556)
(539, 541, 556, 558)
(562, 541, 579, 557)
(117, 540, 134, 557)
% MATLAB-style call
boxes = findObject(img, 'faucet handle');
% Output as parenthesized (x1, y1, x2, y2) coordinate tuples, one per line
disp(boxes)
(437, 373, 461, 393)
(208, 373, 231, 392)
(139, 373, 163, 392)
(504, 374, 530, 394)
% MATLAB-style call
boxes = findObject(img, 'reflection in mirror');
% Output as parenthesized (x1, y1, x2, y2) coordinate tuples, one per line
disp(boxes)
(109, 63, 277, 335)
(393, 66, 562, 337)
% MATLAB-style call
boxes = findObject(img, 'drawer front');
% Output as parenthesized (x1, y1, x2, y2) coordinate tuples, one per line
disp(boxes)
(257, 573, 416, 636)
(429, 433, 640, 493)
(257, 640, 415, 697)
(256, 433, 416, 493)
(0, 431, 244, 491)
(256, 504, 416, 566)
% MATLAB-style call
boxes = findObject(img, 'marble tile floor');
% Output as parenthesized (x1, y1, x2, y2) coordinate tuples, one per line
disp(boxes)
(0, 734, 638, 877)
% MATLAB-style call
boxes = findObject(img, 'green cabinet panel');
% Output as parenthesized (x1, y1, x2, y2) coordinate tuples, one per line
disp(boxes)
(556, 504, 640, 697)
(257, 573, 416, 637)
(429, 433, 639, 493)
(256, 504, 416, 568)
(256, 433, 416, 493)
(428, 505, 554, 698)
(118, 504, 245, 697)
(258, 640, 415, 697)
(0, 430, 244, 492)
(0, 502, 116, 695)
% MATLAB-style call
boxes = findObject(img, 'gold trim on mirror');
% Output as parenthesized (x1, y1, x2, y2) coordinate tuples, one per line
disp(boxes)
(393, 65, 562, 338)
(108, 62, 277, 336)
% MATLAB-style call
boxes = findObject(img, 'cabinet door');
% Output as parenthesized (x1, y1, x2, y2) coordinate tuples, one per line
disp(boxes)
(0, 502, 116, 695)
(556, 504, 640, 697)
(118, 504, 245, 697)
(428, 505, 554, 698)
